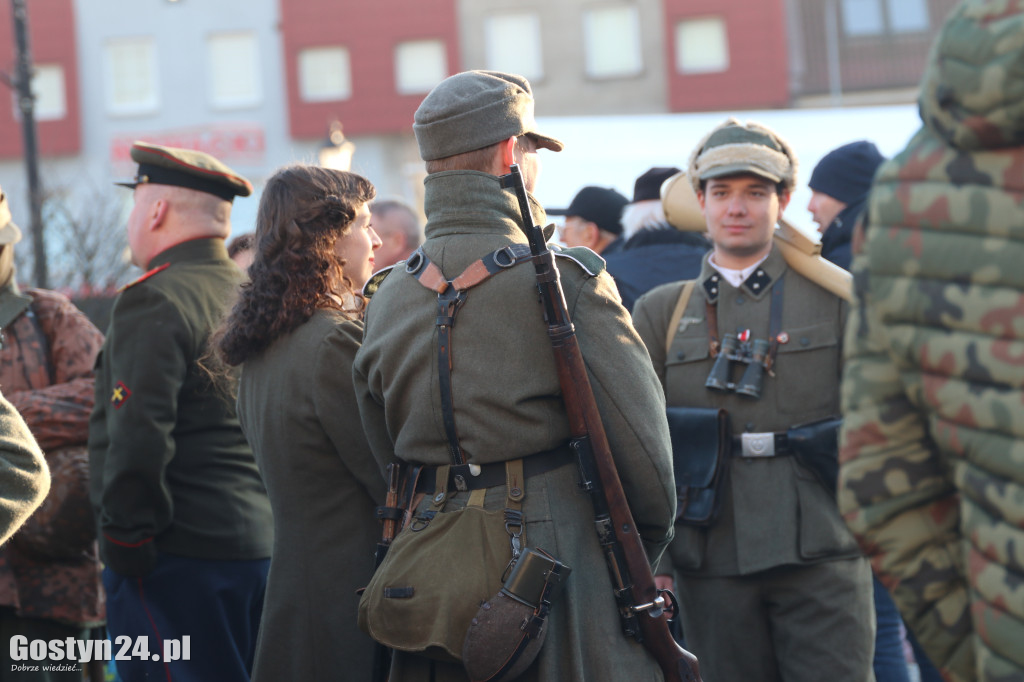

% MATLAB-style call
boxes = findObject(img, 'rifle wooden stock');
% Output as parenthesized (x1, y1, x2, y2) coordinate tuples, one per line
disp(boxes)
(502, 165, 701, 682)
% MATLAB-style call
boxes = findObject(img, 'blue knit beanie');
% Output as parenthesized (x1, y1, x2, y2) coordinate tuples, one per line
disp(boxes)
(808, 141, 885, 204)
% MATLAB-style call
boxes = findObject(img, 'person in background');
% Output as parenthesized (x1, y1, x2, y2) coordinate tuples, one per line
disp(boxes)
(370, 198, 423, 269)
(228, 232, 256, 272)
(215, 164, 383, 682)
(633, 118, 875, 682)
(0, 189, 105, 682)
(549, 185, 629, 255)
(604, 167, 710, 311)
(840, 2, 1024, 680)
(806, 141, 885, 271)
(89, 142, 272, 682)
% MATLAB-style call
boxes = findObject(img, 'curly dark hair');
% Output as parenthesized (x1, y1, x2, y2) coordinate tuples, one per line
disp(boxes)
(215, 164, 375, 366)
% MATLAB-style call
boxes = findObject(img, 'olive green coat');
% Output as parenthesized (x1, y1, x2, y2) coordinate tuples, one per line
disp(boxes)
(633, 246, 861, 576)
(238, 310, 383, 682)
(89, 238, 272, 576)
(353, 170, 676, 682)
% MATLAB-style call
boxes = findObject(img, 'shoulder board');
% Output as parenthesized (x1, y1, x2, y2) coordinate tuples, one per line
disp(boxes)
(118, 263, 170, 293)
(362, 264, 399, 300)
(551, 245, 606, 277)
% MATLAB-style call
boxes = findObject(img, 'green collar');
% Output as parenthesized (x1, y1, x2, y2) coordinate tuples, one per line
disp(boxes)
(422, 171, 552, 241)
(699, 242, 788, 303)
(146, 237, 231, 270)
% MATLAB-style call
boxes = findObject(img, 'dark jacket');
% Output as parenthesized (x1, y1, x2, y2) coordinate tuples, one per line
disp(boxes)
(89, 238, 272, 577)
(603, 226, 709, 312)
(819, 197, 867, 271)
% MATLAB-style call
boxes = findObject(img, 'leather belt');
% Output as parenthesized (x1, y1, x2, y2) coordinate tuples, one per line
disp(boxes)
(415, 444, 575, 493)
(733, 431, 793, 458)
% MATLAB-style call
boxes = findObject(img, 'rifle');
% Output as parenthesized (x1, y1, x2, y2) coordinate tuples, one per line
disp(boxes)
(371, 462, 403, 682)
(500, 165, 701, 682)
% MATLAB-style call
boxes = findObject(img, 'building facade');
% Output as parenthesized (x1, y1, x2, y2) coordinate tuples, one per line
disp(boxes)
(0, 0, 954, 289)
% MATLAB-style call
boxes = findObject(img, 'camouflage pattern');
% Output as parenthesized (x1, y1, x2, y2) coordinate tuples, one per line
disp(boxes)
(0, 287, 105, 626)
(839, 3, 1024, 680)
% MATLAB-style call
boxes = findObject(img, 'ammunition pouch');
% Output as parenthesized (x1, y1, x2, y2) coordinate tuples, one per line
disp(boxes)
(665, 407, 730, 526)
(462, 547, 571, 681)
(787, 417, 842, 496)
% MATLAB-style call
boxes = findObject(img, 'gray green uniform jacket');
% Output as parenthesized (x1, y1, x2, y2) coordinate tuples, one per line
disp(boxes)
(237, 310, 383, 682)
(633, 246, 860, 576)
(88, 238, 272, 577)
(0, 391, 49, 546)
(839, 3, 1024, 680)
(353, 170, 675, 681)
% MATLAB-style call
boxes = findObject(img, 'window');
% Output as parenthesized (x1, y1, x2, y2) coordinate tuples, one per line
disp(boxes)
(298, 46, 352, 102)
(842, 0, 928, 36)
(32, 64, 66, 120)
(484, 13, 543, 81)
(207, 32, 261, 109)
(583, 5, 643, 79)
(395, 40, 448, 95)
(104, 37, 159, 115)
(887, 0, 929, 33)
(675, 17, 729, 74)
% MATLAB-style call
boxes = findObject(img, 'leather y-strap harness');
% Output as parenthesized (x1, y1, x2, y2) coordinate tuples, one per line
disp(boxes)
(706, 272, 786, 371)
(405, 244, 533, 465)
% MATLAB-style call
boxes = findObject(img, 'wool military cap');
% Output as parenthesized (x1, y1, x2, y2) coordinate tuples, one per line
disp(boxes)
(548, 186, 628, 235)
(688, 118, 798, 193)
(413, 70, 564, 161)
(116, 141, 253, 201)
(0, 192, 22, 245)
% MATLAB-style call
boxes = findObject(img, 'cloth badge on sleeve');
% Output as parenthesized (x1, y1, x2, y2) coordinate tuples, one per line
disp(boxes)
(111, 381, 132, 409)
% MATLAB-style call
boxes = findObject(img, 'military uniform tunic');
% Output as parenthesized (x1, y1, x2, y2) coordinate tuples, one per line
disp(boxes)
(89, 238, 272, 572)
(633, 245, 874, 682)
(354, 170, 676, 682)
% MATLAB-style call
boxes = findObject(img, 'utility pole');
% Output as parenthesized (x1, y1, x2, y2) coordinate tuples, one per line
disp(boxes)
(10, 0, 48, 288)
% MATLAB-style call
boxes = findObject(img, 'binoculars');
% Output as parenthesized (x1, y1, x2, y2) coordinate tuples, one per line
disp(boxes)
(705, 333, 770, 399)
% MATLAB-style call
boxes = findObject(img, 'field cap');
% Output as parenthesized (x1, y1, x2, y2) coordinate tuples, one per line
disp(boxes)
(548, 186, 628, 235)
(633, 167, 682, 202)
(0, 192, 22, 245)
(413, 70, 564, 161)
(688, 118, 798, 193)
(116, 141, 253, 201)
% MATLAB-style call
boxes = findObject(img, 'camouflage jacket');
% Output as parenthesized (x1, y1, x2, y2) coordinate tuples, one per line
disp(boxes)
(0, 286, 104, 626)
(839, 2, 1024, 680)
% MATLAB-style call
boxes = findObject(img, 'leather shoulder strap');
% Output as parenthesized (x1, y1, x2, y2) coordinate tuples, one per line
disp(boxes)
(665, 280, 697, 355)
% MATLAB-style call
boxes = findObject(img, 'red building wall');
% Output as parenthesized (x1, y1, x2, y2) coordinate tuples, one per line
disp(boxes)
(662, 0, 790, 112)
(281, 0, 460, 139)
(0, 0, 80, 159)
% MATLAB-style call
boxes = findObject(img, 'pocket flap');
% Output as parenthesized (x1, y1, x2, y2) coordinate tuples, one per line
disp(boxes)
(665, 407, 728, 488)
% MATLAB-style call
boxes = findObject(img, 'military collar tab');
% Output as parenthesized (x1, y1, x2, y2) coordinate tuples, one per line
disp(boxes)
(703, 272, 722, 303)
(742, 266, 773, 298)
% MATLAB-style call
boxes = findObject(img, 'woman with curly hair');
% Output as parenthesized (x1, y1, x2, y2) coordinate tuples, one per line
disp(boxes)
(215, 164, 382, 681)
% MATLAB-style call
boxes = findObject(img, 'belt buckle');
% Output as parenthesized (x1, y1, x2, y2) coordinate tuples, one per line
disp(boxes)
(741, 432, 776, 458)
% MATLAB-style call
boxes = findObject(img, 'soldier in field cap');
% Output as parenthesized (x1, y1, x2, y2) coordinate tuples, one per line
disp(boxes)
(89, 142, 272, 682)
(353, 70, 676, 680)
(632, 118, 875, 682)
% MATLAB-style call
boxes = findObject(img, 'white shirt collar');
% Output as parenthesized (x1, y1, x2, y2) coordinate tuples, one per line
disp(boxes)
(708, 252, 770, 289)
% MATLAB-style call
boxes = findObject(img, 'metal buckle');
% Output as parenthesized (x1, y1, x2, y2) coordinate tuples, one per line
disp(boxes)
(740, 432, 776, 457)
(494, 245, 518, 268)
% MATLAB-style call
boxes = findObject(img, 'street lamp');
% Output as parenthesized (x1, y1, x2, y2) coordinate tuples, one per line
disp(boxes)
(318, 120, 355, 171)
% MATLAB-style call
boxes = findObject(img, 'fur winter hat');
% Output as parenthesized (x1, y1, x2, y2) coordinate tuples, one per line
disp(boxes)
(687, 118, 798, 194)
